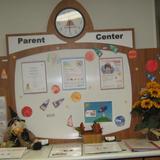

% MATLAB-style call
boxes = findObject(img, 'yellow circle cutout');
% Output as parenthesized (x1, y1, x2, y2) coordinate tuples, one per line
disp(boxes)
(71, 92, 81, 102)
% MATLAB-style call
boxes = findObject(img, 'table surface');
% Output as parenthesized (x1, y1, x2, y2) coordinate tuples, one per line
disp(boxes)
(3, 139, 160, 160)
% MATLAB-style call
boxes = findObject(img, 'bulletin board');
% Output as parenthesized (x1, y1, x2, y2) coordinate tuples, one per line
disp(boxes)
(12, 48, 132, 139)
(6, 46, 160, 140)
(6, 0, 160, 140)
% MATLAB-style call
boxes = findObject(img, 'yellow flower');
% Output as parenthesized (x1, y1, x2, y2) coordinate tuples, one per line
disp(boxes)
(149, 88, 160, 98)
(140, 89, 149, 96)
(153, 102, 160, 109)
(146, 81, 160, 89)
(158, 90, 160, 97)
(132, 81, 160, 131)
(141, 99, 153, 109)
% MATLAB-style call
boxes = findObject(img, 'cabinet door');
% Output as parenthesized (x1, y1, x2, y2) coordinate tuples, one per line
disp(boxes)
(145, 157, 160, 160)
(123, 158, 143, 160)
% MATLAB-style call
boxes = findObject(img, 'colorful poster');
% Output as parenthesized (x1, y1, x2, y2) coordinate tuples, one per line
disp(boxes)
(21, 61, 47, 94)
(61, 58, 86, 90)
(84, 101, 112, 123)
(99, 57, 124, 89)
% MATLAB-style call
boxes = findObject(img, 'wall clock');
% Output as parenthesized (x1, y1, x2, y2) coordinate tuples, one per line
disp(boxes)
(55, 8, 85, 38)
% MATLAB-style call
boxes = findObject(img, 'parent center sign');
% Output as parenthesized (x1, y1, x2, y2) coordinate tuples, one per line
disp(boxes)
(7, 29, 133, 54)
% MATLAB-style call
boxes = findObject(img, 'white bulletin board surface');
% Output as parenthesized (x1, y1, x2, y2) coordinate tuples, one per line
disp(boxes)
(15, 49, 132, 139)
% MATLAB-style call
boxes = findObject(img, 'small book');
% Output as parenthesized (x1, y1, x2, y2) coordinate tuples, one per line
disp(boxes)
(124, 139, 160, 152)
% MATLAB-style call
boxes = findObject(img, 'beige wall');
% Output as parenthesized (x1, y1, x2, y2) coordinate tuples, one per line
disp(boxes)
(0, 0, 156, 56)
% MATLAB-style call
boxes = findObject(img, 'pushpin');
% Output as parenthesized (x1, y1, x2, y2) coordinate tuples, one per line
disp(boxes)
(93, 48, 103, 57)
(108, 44, 118, 53)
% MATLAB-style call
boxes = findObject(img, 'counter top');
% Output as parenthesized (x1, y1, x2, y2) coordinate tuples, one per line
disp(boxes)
(2, 139, 160, 160)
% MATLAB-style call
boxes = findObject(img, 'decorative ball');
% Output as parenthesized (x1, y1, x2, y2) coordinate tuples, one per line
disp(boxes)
(71, 92, 81, 102)
(22, 106, 32, 117)
(128, 50, 137, 59)
(145, 59, 158, 73)
(51, 85, 60, 94)
(85, 51, 95, 61)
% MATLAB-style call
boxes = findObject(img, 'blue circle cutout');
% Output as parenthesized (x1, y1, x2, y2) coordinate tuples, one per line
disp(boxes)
(114, 115, 125, 127)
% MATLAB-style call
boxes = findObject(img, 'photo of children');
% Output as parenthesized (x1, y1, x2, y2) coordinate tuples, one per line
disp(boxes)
(101, 63, 114, 74)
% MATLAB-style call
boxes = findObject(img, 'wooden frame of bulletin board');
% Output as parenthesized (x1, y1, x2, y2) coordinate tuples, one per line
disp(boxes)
(5, 0, 160, 142)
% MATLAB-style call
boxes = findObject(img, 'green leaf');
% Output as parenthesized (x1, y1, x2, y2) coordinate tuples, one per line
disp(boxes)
(147, 116, 159, 128)
(135, 122, 147, 131)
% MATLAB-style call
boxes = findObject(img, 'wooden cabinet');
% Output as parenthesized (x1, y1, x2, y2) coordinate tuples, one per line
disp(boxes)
(123, 158, 143, 160)
(119, 157, 160, 160)
(145, 157, 160, 160)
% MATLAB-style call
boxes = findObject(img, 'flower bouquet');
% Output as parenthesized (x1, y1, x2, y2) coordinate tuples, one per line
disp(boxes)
(132, 81, 160, 137)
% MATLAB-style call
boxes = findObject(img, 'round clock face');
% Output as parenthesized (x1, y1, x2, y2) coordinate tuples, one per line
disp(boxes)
(55, 8, 85, 38)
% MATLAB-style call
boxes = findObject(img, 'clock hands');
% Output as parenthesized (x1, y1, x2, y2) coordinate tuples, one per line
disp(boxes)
(65, 19, 76, 34)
